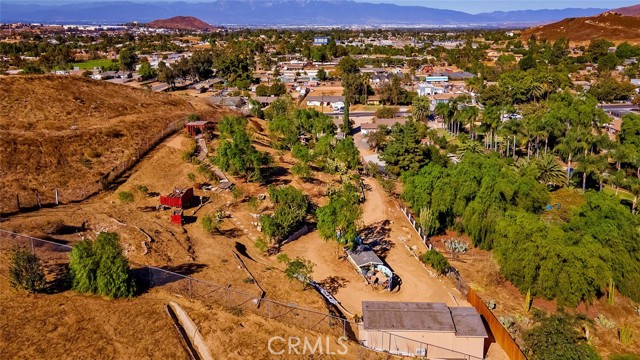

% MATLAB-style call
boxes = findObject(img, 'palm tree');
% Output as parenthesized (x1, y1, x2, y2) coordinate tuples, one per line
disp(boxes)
(412, 96, 430, 122)
(555, 129, 588, 187)
(536, 154, 567, 187)
(457, 139, 484, 158)
(434, 102, 452, 131)
(480, 106, 502, 151)
(626, 177, 640, 214)
(575, 153, 607, 192)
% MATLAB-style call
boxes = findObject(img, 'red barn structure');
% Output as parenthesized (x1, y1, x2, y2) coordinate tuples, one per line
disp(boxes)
(160, 187, 193, 209)
(185, 120, 214, 136)
(171, 209, 184, 225)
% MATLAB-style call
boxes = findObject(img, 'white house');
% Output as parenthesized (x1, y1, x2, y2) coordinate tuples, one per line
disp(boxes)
(417, 83, 445, 97)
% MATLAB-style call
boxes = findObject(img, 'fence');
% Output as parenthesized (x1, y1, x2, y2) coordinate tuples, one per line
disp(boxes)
(0, 229, 353, 341)
(0, 118, 188, 216)
(397, 206, 527, 360)
(467, 289, 527, 360)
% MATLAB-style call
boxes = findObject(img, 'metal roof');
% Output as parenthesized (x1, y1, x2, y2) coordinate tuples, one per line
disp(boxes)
(362, 301, 488, 338)
(346, 245, 383, 268)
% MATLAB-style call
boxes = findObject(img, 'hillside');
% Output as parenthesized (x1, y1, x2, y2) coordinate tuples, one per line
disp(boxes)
(147, 16, 217, 31)
(0, 75, 218, 214)
(608, 4, 640, 16)
(522, 12, 640, 43)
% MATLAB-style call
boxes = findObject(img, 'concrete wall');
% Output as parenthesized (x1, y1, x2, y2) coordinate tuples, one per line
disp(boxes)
(360, 328, 484, 359)
(169, 302, 213, 360)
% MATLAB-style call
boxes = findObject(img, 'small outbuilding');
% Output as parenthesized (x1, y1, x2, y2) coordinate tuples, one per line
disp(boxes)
(171, 209, 184, 225)
(160, 187, 194, 209)
(346, 245, 394, 291)
(185, 120, 214, 137)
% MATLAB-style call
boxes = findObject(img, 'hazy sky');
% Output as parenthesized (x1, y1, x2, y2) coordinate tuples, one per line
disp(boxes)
(15, 0, 639, 14)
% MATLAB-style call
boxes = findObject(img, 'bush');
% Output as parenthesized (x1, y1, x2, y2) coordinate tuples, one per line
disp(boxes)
(201, 214, 220, 234)
(69, 232, 136, 298)
(9, 246, 46, 293)
(421, 249, 450, 275)
(117, 191, 134, 204)
(135, 184, 149, 196)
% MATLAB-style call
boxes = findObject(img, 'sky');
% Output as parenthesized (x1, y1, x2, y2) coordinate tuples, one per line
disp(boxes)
(15, 0, 640, 14)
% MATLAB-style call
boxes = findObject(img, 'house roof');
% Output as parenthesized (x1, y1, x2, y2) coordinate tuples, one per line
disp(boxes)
(306, 95, 344, 103)
(362, 301, 488, 338)
(450, 307, 489, 338)
(363, 302, 455, 332)
(346, 245, 383, 267)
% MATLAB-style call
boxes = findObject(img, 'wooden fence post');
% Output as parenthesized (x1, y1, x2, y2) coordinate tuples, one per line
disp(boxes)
(35, 191, 41, 208)
(55, 189, 59, 206)
(16, 195, 20, 212)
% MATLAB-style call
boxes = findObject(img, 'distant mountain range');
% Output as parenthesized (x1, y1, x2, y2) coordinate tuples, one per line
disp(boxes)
(607, 4, 640, 16)
(0, 0, 615, 27)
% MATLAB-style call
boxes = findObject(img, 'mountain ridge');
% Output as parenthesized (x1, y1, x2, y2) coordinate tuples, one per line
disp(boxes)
(0, 0, 611, 26)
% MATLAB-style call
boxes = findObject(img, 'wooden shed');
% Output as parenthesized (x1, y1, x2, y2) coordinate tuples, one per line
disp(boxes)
(160, 187, 193, 209)
(185, 121, 214, 137)
(171, 209, 184, 225)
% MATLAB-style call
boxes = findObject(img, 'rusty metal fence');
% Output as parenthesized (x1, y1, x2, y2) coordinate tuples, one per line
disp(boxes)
(398, 205, 527, 360)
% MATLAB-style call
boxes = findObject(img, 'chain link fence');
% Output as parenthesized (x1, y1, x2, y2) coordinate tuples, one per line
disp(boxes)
(0, 119, 187, 215)
(0, 229, 352, 340)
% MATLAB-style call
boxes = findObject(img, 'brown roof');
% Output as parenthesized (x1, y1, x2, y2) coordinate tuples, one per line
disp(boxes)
(450, 307, 488, 338)
(363, 302, 454, 332)
(362, 301, 487, 338)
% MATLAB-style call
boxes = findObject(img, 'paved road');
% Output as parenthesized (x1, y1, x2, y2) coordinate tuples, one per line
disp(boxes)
(325, 110, 411, 117)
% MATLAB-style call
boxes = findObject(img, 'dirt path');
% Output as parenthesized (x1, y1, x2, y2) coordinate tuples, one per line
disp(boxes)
(283, 177, 463, 316)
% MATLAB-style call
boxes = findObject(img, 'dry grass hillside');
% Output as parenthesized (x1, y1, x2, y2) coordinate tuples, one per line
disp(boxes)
(522, 12, 640, 44)
(0, 75, 220, 213)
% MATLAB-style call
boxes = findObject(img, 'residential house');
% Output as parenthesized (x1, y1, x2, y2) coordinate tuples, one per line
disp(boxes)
(358, 301, 487, 358)
(360, 118, 408, 135)
(306, 95, 344, 109)
(417, 83, 445, 97)
(210, 96, 245, 109)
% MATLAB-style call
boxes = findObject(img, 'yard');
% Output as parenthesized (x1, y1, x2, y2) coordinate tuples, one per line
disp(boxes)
(72, 58, 119, 70)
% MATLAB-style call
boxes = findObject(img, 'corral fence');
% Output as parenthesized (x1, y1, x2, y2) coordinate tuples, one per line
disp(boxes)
(398, 206, 527, 360)
(0, 229, 353, 340)
(0, 118, 189, 216)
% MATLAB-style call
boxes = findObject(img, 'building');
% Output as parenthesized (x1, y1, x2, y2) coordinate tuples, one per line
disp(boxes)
(313, 36, 330, 46)
(423, 75, 449, 83)
(210, 96, 245, 109)
(185, 120, 214, 137)
(417, 83, 445, 97)
(160, 187, 194, 209)
(306, 95, 344, 108)
(361, 118, 408, 135)
(346, 245, 394, 291)
(171, 209, 184, 225)
(358, 301, 487, 358)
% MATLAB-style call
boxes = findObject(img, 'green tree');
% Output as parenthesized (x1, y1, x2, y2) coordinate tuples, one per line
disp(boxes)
(69, 232, 136, 298)
(375, 106, 399, 119)
(9, 246, 46, 293)
(278, 255, 315, 290)
(260, 186, 310, 246)
(118, 46, 138, 72)
(524, 310, 599, 360)
(411, 96, 431, 122)
(317, 68, 327, 81)
(316, 182, 363, 249)
(138, 59, 157, 80)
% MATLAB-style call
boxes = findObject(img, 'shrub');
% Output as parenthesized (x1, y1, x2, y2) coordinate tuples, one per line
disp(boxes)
(421, 249, 450, 275)
(619, 324, 633, 345)
(9, 246, 46, 293)
(135, 184, 149, 196)
(254, 237, 268, 254)
(69, 232, 136, 298)
(595, 314, 616, 329)
(117, 191, 134, 204)
(201, 214, 220, 234)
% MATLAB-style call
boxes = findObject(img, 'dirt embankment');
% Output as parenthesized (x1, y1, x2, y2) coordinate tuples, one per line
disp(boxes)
(0, 75, 220, 213)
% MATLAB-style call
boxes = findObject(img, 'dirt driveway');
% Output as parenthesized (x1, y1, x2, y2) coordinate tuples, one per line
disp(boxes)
(282, 178, 465, 316)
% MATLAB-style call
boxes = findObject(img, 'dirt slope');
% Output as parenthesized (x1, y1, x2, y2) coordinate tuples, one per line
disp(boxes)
(148, 16, 217, 31)
(608, 4, 640, 16)
(0, 75, 218, 213)
(522, 12, 640, 43)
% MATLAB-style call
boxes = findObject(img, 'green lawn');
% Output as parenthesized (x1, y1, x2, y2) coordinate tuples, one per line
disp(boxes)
(71, 59, 119, 70)
(603, 186, 635, 202)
